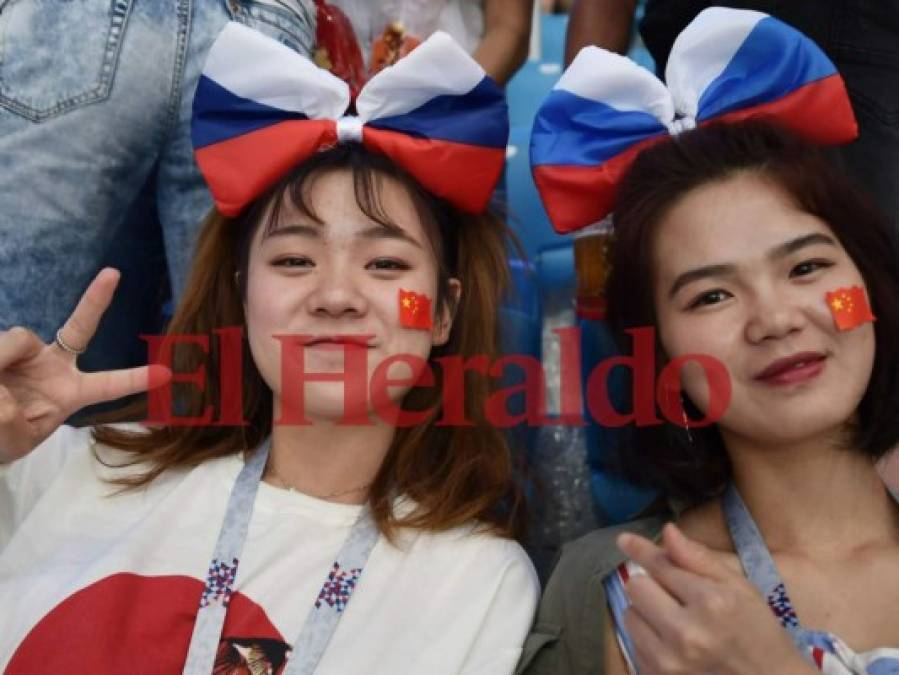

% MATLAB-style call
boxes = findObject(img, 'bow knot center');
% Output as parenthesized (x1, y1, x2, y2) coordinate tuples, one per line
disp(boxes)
(668, 115, 697, 135)
(337, 116, 364, 144)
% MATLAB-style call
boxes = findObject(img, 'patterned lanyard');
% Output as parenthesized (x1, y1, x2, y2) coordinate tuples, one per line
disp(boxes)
(722, 484, 802, 635)
(183, 438, 380, 675)
(722, 484, 899, 673)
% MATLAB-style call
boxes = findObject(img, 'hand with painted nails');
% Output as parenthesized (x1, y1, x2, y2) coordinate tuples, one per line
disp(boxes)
(616, 523, 817, 675)
(0, 269, 171, 463)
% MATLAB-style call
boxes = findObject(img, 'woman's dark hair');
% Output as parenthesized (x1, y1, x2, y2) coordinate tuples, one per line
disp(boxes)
(93, 143, 527, 541)
(605, 121, 899, 506)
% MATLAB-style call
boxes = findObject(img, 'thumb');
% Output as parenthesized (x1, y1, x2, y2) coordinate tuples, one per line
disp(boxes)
(661, 523, 734, 582)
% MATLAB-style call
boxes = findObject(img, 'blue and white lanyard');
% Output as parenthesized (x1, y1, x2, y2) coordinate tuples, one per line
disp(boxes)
(183, 438, 379, 674)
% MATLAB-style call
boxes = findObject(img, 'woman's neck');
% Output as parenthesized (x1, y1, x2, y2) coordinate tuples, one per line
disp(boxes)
(722, 429, 899, 558)
(265, 412, 396, 505)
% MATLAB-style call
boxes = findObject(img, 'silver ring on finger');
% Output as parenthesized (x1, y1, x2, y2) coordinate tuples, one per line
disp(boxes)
(54, 329, 87, 356)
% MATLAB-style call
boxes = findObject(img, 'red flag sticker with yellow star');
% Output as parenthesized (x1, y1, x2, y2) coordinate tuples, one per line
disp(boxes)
(399, 289, 433, 330)
(825, 286, 876, 331)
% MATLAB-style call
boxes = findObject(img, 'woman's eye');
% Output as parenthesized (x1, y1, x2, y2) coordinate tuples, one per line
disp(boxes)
(688, 289, 732, 309)
(790, 259, 833, 278)
(366, 258, 409, 271)
(274, 256, 313, 268)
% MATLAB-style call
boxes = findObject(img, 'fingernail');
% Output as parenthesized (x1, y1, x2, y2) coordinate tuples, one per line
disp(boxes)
(148, 365, 173, 389)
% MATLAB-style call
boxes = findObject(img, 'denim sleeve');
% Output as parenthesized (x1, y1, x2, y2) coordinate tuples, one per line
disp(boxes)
(155, 0, 317, 300)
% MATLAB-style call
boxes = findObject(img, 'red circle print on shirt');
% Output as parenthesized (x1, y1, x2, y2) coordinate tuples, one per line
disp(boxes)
(7, 573, 291, 674)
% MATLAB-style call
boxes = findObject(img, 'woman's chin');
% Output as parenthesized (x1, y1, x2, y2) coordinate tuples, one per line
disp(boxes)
(721, 410, 850, 447)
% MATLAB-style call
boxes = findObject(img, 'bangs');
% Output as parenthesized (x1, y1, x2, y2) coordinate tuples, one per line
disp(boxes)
(262, 160, 411, 240)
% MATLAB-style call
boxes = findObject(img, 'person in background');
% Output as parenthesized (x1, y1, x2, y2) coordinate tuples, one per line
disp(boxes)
(564, 0, 636, 62)
(0, 0, 315, 377)
(330, 0, 533, 85)
(542, 0, 575, 13)
(563, 0, 899, 259)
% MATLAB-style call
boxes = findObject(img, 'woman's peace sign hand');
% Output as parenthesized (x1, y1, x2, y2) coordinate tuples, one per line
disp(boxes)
(0, 269, 171, 462)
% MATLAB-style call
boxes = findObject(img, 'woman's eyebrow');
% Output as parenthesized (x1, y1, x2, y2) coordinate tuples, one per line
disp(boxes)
(357, 225, 422, 249)
(668, 233, 838, 299)
(767, 232, 836, 260)
(265, 224, 322, 240)
(668, 264, 735, 299)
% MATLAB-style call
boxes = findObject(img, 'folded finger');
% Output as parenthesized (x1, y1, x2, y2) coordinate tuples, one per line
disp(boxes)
(662, 522, 738, 583)
(625, 607, 681, 675)
(618, 532, 708, 606)
(625, 573, 684, 640)
(0, 385, 38, 461)
(0, 327, 44, 371)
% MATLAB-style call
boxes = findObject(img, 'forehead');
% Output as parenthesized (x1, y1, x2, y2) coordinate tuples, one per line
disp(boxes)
(253, 168, 429, 246)
(652, 172, 837, 274)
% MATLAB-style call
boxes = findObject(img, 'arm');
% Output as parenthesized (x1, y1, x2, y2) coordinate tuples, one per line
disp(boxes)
(564, 0, 636, 65)
(472, 0, 533, 86)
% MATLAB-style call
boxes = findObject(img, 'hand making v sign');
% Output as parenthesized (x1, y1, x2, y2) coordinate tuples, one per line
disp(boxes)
(0, 269, 171, 462)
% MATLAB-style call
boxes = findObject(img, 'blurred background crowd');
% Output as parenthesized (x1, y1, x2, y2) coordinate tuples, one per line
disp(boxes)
(1, 0, 897, 579)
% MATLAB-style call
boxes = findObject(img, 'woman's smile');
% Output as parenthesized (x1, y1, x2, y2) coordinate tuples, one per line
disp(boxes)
(751, 350, 828, 387)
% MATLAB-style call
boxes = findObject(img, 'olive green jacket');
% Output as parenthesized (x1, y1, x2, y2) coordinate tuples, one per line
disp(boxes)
(515, 516, 670, 675)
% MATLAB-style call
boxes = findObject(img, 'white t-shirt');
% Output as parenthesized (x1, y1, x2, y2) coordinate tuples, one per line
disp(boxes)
(0, 425, 539, 673)
(332, 0, 485, 61)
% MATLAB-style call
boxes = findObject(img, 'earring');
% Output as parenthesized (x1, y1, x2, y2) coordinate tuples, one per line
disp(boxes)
(681, 395, 694, 445)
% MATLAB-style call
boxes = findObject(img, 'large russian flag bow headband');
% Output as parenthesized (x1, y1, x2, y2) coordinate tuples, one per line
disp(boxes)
(530, 7, 858, 234)
(192, 22, 508, 216)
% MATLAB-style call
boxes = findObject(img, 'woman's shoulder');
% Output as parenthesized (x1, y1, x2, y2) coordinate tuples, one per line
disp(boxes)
(514, 515, 671, 675)
(535, 515, 673, 634)
(411, 521, 538, 575)
(556, 514, 671, 585)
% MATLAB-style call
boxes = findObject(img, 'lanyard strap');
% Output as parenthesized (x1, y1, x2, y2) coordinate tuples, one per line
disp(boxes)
(723, 484, 801, 635)
(284, 508, 379, 675)
(183, 439, 379, 675)
(183, 439, 270, 674)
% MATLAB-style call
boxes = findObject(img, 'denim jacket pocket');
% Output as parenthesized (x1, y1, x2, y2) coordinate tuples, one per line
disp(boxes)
(226, 0, 315, 57)
(0, 0, 134, 122)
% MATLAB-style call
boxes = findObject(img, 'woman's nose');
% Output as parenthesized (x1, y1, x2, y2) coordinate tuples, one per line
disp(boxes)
(307, 266, 368, 319)
(744, 289, 807, 344)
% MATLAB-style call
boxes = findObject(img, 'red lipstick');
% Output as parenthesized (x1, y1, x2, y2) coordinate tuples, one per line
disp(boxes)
(753, 351, 826, 386)
(304, 335, 373, 348)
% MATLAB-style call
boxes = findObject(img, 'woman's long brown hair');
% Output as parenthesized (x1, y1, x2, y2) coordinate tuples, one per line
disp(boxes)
(93, 145, 526, 541)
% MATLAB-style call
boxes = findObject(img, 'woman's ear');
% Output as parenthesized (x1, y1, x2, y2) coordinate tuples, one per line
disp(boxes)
(432, 278, 462, 347)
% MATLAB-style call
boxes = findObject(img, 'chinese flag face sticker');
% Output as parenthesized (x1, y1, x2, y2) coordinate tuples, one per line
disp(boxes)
(399, 289, 433, 330)
(825, 286, 876, 331)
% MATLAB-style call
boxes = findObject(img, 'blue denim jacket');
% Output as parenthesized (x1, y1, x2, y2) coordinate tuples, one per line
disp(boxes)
(0, 0, 315, 371)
